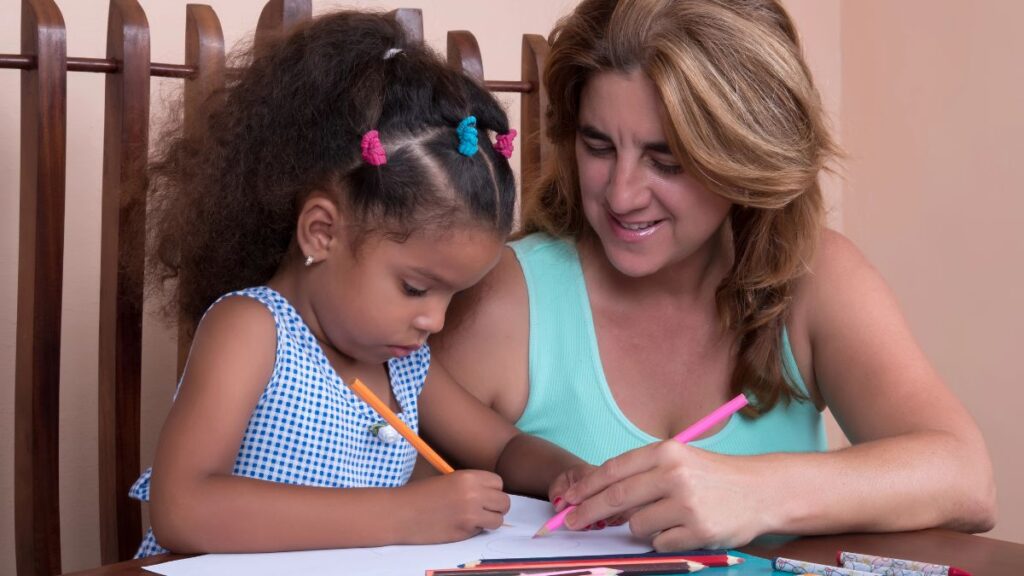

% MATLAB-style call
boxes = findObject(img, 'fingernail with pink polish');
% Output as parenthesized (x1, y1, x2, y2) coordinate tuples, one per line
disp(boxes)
(596, 520, 607, 529)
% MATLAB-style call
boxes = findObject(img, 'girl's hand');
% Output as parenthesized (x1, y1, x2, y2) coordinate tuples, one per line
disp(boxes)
(561, 442, 767, 550)
(400, 470, 510, 544)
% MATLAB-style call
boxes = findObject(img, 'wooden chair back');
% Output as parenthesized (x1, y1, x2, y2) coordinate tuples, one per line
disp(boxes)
(2, 2, 549, 574)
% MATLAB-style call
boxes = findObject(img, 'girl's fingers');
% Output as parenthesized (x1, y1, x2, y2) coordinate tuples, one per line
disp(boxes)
(484, 490, 511, 515)
(480, 508, 507, 531)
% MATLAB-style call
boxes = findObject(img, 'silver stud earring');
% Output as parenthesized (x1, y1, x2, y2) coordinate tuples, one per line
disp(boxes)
(304, 255, 314, 267)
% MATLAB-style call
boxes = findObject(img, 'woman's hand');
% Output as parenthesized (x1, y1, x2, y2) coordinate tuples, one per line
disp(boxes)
(560, 442, 768, 550)
(547, 462, 593, 511)
(399, 470, 510, 544)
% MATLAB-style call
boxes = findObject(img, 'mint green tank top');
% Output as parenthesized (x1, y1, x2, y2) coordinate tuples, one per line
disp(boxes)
(510, 233, 826, 465)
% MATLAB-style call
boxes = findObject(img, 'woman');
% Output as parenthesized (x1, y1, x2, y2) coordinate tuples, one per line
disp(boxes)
(432, 0, 995, 551)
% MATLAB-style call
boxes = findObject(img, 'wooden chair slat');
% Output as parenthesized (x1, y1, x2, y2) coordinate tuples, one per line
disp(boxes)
(447, 30, 484, 81)
(387, 7, 423, 45)
(97, 0, 151, 563)
(177, 3, 226, 375)
(255, 0, 311, 50)
(520, 33, 550, 196)
(14, 0, 67, 574)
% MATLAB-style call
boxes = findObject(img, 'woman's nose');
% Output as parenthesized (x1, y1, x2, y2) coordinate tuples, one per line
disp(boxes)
(606, 158, 649, 214)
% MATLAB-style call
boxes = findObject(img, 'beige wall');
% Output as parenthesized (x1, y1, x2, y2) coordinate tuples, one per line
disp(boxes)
(840, 0, 1024, 544)
(0, 0, 1017, 573)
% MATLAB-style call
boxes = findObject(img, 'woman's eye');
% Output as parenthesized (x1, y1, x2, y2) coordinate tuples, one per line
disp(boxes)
(651, 158, 683, 175)
(583, 141, 614, 156)
(402, 282, 427, 297)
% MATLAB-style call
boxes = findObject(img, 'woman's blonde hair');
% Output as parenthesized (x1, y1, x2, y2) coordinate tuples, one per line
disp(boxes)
(520, 0, 839, 413)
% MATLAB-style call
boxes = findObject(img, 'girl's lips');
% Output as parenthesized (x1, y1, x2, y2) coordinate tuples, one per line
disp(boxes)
(607, 211, 664, 242)
(388, 344, 420, 358)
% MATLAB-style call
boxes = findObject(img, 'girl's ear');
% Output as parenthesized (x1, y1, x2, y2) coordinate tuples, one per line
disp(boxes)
(296, 193, 343, 264)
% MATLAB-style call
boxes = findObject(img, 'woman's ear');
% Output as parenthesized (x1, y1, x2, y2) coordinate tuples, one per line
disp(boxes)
(296, 193, 343, 265)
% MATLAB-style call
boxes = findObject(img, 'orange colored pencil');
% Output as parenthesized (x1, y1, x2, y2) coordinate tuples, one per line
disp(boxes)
(349, 378, 455, 474)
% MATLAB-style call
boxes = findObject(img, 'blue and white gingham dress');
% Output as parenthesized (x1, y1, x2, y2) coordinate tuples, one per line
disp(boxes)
(129, 286, 429, 557)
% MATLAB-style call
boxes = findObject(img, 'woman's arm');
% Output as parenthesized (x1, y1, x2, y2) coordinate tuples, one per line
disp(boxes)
(418, 359, 588, 498)
(150, 297, 506, 552)
(555, 230, 995, 550)
(776, 230, 996, 533)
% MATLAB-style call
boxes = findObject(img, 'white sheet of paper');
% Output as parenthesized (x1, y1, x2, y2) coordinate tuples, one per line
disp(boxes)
(144, 495, 651, 576)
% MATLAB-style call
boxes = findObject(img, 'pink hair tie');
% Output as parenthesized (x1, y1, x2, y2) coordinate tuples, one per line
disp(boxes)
(493, 129, 517, 159)
(361, 130, 387, 166)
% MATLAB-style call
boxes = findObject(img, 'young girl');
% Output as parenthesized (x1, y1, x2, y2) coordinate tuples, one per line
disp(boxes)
(129, 11, 582, 556)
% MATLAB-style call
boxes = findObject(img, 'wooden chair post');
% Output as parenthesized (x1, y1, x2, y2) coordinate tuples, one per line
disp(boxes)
(14, 0, 67, 574)
(386, 8, 423, 45)
(447, 30, 484, 81)
(520, 34, 550, 195)
(97, 0, 151, 563)
(255, 0, 311, 50)
(177, 3, 226, 375)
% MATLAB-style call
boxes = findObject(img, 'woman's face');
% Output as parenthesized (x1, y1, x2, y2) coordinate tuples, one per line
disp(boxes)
(575, 70, 733, 278)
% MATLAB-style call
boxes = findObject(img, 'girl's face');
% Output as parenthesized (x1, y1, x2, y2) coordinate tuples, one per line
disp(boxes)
(310, 226, 503, 364)
(575, 70, 733, 278)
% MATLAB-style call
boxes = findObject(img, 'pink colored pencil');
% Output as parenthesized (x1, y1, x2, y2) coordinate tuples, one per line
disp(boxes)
(534, 394, 749, 537)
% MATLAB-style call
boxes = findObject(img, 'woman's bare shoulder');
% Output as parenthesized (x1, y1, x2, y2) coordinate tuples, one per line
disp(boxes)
(431, 247, 531, 417)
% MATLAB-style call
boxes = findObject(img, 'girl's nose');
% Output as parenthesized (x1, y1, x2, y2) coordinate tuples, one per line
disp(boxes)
(412, 305, 445, 335)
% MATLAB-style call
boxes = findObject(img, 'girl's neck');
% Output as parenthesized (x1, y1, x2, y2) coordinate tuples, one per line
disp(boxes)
(266, 264, 359, 369)
(579, 221, 733, 307)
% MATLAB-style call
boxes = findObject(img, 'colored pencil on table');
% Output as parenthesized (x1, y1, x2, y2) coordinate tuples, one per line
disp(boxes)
(461, 550, 741, 569)
(520, 565, 614, 569)
(838, 551, 972, 576)
(431, 559, 707, 574)
(534, 394, 750, 537)
(429, 559, 706, 576)
(428, 565, 618, 569)
(349, 378, 454, 474)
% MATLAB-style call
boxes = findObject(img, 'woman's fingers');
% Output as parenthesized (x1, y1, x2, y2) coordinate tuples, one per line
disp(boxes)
(564, 466, 663, 530)
(564, 444, 661, 505)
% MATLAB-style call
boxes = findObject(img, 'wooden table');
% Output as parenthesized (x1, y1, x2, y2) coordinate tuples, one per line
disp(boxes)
(65, 529, 1024, 575)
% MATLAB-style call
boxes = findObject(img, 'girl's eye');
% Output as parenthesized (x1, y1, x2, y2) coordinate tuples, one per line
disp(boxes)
(402, 281, 427, 297)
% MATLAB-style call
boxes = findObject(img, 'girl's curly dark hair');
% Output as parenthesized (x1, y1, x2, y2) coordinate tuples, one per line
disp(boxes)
(140, 11, 516, 329)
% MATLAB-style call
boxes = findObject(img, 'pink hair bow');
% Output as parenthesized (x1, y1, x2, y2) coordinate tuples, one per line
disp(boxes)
(493, 129, 517, 159)
(361, 130, 387, 166)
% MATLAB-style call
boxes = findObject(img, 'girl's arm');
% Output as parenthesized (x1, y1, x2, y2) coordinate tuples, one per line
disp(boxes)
(556, 231, 996, 550)
(418, 359, 589, 498)
(149, 297, 507, 553)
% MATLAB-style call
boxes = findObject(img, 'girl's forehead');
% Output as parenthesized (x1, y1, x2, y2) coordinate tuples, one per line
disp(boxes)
(369, 227, 504, 288)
